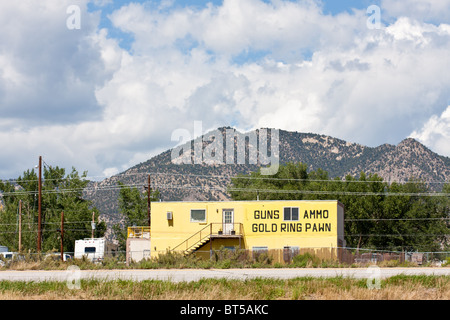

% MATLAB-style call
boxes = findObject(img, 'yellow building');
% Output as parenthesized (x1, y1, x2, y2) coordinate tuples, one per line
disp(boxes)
(151, 200, 345, 261)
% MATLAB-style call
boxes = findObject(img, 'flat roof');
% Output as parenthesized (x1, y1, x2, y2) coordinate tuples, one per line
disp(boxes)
(152, 199, 344, 209)
(152, 199, 342, 204)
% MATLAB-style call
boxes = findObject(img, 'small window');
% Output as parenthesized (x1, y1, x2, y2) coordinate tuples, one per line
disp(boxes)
(284, 207, 299, 221)
(84, 247, 96, 253)
(190, 209, 206, 223)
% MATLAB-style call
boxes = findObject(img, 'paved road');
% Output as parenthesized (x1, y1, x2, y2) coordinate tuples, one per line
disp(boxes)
(0, 268, 449, 283)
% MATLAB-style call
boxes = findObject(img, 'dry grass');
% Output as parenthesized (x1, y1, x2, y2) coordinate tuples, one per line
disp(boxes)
(0, 275, 448, 300)
(1, 252, 449, 300)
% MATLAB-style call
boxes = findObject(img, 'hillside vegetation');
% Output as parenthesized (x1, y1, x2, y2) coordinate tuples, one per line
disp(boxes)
(84, 128, 450, 226)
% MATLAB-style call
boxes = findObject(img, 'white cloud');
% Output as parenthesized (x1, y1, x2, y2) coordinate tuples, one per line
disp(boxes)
(382, 0, 450, 23)
(0, 0, 125, 177)
(102, 167, 119, 178)
(1, 0, 450, 179)
(0, 1, 112, 125)
(410, 106, 450, 157)
(104, 1, 450, 140)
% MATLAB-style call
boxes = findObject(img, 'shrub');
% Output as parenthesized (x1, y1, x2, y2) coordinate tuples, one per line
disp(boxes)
(292, 252, 321, 267)
(442, 257, 450, 267)
(251, 252, 273, 268)
(213, 247, 250, 268)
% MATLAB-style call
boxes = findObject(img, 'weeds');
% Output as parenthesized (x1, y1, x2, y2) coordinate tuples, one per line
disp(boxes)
(1, 248, 447, 270)
(0, 275, 448, 300)
(385, 274, 450, 288)
(291, 252, 321, 267)
(442, 257, 450, 267)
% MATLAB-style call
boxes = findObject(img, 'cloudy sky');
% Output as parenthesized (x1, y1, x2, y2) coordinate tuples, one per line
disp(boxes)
(0, 0, 449, 180)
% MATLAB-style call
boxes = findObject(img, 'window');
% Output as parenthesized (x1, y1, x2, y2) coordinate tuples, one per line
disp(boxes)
(223, 210, 233, 224)
(84, 247, 96, 253)
(190, 209, 206, 223)
(284, 207, 299, 221)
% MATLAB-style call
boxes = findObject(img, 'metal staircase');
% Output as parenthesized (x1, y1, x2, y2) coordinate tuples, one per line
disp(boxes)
(171, 223, 243, 255)
(183, 235, 212, 255)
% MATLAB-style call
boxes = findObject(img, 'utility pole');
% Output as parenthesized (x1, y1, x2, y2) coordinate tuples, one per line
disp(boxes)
(18, 200, 22, 252)
(37, 156, 42, 252)
(60, 211, 64, 262)
(147, 174, 151, 227)
(91, 211, 95, 239)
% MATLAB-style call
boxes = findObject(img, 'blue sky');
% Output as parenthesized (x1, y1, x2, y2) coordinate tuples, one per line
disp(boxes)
(322, 0, 376, 14)
(0, 0, 449, 179)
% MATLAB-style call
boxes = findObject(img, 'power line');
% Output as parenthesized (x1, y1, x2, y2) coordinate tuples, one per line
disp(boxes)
(107, 170, 450, 184)
(0, 182, 147, 196)
(0, 215, 447, 226)
(345, 217, 450, 222)
(346, 234, 450, 237)
(0, 181, 448, 197)
(1, 170, 449, 185)
(0, 216, 446, 227)
(0, 229, 95, 235)
(0, 166, 447, 196)
(226, 187, 450, 197)
(0, 229, 447, 237)
(0, 221, 94, 227)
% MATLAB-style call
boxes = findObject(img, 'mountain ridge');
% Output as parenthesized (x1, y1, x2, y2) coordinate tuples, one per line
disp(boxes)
(84, 127, 450, 224)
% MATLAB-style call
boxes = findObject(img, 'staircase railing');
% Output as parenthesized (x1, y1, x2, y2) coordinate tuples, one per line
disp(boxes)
(171, 223, 242, 254)
(171, 223, 212, 253)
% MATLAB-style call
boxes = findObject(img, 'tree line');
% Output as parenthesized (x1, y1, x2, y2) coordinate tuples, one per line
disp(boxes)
(0, 165, 160, 254)
(0, 166, 106, 253)
(112, 181, 160, 250)
(3, 161, 446, 254)
(228, 162, 450, 252)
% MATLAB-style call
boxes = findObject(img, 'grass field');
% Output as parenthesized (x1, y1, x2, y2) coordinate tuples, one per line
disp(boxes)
(0, 275, 448, 300)
(1, 251, 448, 300)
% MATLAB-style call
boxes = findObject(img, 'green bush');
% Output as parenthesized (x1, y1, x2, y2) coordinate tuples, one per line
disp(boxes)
(442, 257, 450, 267)
(213, 247, 250, 268)
(292, 252, 322, 267)
(150, 250, 201, 268)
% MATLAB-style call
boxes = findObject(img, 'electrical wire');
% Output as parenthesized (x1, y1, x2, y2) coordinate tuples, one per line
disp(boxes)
(226, 187, 450, 197)
(93, 171, 450, 184)
(345, 217, 450, 221)
(0, 173, 448, 197)
(1, 169, 449, 185)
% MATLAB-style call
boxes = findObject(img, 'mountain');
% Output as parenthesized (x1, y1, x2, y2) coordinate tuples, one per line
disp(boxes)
(84, 127, 450, 225)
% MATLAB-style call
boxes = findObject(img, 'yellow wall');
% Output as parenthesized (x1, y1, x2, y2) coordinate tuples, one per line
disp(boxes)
(150, 200, 344, 258)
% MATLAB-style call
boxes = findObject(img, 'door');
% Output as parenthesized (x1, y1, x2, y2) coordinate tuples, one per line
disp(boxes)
(222, 209, 234, 235)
